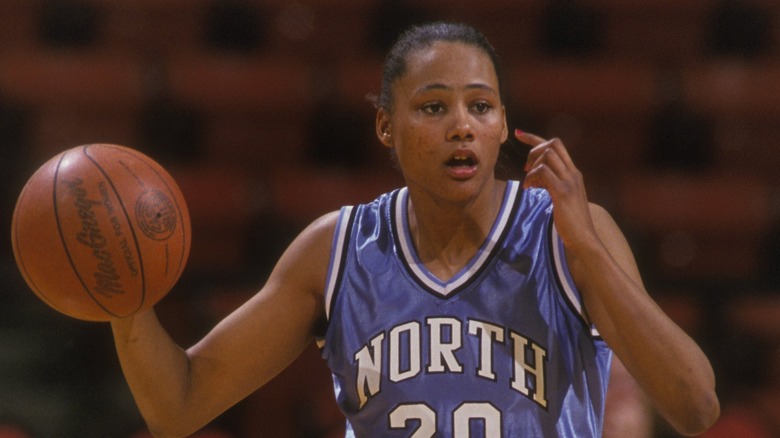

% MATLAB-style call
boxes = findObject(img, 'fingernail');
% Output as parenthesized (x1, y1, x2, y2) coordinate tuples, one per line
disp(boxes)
(514, 128, 524, 136)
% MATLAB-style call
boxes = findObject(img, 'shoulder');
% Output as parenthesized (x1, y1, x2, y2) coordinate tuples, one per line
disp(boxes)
(588, 202, 613, 223)
(284, 211, 341, 267)
(267, 210, 341, 299)
(585, 202, 643, 280)
(587, 203, 626, 247)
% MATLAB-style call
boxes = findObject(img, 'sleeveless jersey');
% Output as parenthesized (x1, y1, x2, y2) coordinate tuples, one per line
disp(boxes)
(318, 181, 612, 437)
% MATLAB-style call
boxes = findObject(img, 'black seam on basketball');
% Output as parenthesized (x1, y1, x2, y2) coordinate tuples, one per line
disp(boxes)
(105, 145, 189, 286)
(127, 145, 189, 282)
(55, 147, 122, 318)
(83, 144, 145, 316)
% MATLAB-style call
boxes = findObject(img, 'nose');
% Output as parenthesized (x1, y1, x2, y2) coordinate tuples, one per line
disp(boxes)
(446, 106, 475, 142)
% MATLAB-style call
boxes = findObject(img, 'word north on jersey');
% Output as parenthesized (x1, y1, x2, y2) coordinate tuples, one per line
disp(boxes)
(353, 316, 549, 410)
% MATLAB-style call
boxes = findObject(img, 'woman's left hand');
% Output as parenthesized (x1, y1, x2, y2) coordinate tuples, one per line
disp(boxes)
(515, 129, 598, 253)
(515, 129, 720, 435)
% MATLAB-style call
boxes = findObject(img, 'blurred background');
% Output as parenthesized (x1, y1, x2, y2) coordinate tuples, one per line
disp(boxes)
(0, 0, 779, 436)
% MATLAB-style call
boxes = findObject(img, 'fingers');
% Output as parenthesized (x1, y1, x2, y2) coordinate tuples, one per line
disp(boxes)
(514, 129, 547, 147)
(523, 162, 558, 192)
(514, 129, 575, 173)
(527, 140, 574, 177)
(515, 129, 584, 197)
(515, 129, 566, 169)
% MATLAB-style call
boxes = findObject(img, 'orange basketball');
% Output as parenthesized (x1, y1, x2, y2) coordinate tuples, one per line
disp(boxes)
(11, 144, 191, 321)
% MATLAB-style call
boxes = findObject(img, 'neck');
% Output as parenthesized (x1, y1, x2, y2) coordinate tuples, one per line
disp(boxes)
(407, 179, 507, 279)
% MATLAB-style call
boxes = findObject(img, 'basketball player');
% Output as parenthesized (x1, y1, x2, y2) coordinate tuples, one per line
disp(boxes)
(111, 23, 719, 437)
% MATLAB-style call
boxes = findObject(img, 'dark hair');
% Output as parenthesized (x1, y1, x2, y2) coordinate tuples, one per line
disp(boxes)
(373, 22, 504, 111)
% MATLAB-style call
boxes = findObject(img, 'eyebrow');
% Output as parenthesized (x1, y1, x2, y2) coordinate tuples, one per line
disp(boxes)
(415, 82, 498, 95)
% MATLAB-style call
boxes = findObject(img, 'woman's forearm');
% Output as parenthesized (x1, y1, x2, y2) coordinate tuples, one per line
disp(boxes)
(111, 309, 198, 437)
(569, 207, 719, 435)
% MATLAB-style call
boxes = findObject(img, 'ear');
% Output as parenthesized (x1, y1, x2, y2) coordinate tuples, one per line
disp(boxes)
(376, 108, 393, 148)
(500, 105, 508, 143)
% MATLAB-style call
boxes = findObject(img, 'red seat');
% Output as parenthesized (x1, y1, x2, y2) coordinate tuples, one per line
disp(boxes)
(0, 52, 144, 108)
(507, 59, 659, 120)
(682, 62, 780, 120)
(616, 171, 773, 282)
(268, 164, 404, 226)
(170, 164, 263, 274)
(166, 54, 314, 115)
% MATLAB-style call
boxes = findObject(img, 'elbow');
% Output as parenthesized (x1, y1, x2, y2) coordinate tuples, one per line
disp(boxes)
(671, 388, 721, 436)
(145, 423, 183, 438)
(144, 414, 204, 438)
(137, 394, 206, 437)
(146, 423, 200, 438)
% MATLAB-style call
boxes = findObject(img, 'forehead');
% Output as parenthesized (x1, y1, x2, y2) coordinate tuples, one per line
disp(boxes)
(398, 41, 499, 94)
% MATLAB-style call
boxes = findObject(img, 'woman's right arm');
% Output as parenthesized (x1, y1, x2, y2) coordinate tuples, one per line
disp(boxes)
(111, 309, 194, 437)
(111, 211, 339, 437)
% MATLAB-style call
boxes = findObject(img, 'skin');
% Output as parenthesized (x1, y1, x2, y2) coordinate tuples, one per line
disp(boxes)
(520, 130, 720, 434)
(375, 42, 508, 281)
(111, 41, 719, 437)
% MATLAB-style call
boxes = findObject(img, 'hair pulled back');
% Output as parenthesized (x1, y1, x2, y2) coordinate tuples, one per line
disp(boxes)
(374, 22, 504, 111)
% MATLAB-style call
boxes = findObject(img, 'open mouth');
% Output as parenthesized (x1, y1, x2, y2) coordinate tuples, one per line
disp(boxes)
(445, 150, 479, 179)
(446, 151, 478, 168)
(447, 155, 477, 167)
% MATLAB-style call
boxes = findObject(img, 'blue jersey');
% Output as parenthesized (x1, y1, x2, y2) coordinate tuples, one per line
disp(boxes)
(318, 181, 612, 437)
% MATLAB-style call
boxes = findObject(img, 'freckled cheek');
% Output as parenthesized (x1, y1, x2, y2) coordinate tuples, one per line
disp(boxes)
(413, 135, 439, 157)
(395, 138, 438, 179)
(398, 130, 438, 159)
(486, 129, 502, 143)
(482, 128, 505, 164)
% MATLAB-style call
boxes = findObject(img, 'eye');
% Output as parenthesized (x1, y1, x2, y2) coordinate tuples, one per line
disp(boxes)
(421, 103, 445, 114)
(472, 101, 492, 114)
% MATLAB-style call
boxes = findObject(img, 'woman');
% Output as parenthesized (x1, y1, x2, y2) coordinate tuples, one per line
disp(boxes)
(112, 22, 719, 437)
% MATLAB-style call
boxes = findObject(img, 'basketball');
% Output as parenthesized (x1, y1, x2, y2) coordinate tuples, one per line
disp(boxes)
(11, 144, 191, 321)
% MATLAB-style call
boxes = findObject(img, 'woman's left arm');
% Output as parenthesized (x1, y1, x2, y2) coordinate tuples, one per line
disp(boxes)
(518, 131, 720, 436)
(575, 202, 719, 436)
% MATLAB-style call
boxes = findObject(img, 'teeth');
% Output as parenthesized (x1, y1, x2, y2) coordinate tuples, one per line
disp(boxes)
(448, 154, 474, 166)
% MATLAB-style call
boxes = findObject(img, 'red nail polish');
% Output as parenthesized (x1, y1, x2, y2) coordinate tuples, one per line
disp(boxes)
(514, 128, 524, 136)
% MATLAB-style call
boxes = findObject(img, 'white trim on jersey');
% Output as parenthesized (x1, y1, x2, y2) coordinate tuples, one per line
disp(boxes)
(324, 205, 354, 321)
(394, 182, 520, 297)
(551, 225, 600, 338)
